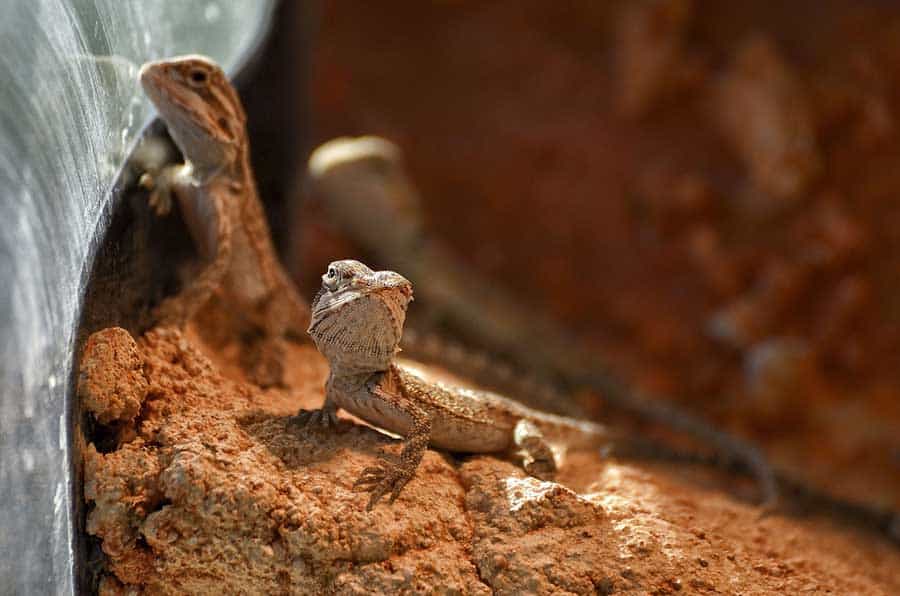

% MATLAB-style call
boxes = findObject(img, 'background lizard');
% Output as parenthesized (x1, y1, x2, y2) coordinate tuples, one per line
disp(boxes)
(138, 55, 309, 386)
(295, 259, 617, 510)
(305, 136, 777, 503)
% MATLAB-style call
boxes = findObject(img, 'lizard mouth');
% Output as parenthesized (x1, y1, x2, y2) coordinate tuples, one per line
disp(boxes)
(138, 62, 167, 104)
(311, 274, 412, 317)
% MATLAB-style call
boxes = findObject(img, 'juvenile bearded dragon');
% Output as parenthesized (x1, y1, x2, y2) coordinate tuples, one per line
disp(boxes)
(306, 137, 778, 503)
(138, 55, 309, 386)
(296, 259, 624, 510)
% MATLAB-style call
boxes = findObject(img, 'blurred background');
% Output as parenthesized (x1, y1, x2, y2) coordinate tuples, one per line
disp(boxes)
(285, 0, 900, 518)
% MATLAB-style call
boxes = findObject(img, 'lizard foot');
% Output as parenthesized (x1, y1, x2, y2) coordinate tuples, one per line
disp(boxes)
(522, 451, 557, 481)
(353, 461, 413, 510)
(138, 163, 181, 217)
(290, 407, 339, 430)
(514, 419, 557, 481)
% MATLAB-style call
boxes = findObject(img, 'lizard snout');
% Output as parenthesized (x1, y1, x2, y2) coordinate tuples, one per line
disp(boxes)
(138, 61, 164, 90)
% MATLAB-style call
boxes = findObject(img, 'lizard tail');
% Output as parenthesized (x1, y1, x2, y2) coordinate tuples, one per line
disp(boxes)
(575, 371, 778, 506)
(527, 409, 618, 450)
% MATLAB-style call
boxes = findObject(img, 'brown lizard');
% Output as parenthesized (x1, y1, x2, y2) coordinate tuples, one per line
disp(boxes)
(138, 55, 309, 386)
(295, 259, 616, 510)
(306, 136, 778, 504)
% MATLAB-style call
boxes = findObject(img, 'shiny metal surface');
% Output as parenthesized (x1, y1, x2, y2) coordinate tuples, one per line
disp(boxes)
(0, 2, 276, 593)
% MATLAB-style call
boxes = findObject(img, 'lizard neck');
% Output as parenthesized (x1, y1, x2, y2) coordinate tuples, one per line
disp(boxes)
(191, 136, 251, 188)
(326, 357, 388, 380)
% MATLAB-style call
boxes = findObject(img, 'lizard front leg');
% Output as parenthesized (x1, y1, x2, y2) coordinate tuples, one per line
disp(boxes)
(139, 163, 183, 218)
(353, 371, 431, 510)
(291, 374, 340, 428)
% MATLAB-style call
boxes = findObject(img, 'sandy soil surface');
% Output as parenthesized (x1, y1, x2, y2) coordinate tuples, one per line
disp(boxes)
(80, 325, 900, 594)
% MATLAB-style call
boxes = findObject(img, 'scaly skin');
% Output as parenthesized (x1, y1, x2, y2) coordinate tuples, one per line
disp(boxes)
(295, 259, 614, 510)
(306, 137, 777, 504)
(138, 55, 309, 387)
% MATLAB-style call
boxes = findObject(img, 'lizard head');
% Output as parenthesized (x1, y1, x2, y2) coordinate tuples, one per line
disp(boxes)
(307, 137, 424, 257)
(139, 55, 245, 181)
(308, 259, 413, 372)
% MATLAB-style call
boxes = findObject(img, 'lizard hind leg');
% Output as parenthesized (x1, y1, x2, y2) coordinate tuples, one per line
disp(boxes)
(513, 419, 558, 480)
(353, 416, 431, 511)
(352, 377, 432, 510)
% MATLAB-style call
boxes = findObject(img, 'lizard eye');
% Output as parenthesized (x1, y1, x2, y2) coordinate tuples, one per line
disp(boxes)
(188, 68, 208, 87)
(323, 266, 340, 291)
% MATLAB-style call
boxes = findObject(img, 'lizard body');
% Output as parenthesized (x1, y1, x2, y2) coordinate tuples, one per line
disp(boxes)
(306, 136, 777, 503)
(297, 259, 613, 509)
(138, 56, 309, 386)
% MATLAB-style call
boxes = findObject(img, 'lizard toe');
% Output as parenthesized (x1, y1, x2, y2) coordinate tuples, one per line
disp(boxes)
(289, 408, 338, 430)
(353, 462, 411, 510)
(523, 456, 557, 481)
(321, 410, 339, 428)
(148, 190, 173, 217)
(289, 410, 311, 428)
(388, 476, 410, 504)
(353, 465, 387, 488)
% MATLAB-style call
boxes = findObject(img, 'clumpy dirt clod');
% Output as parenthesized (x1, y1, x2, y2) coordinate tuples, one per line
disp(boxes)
(78, 327, 148, 425)
(82, 325, 900, 594)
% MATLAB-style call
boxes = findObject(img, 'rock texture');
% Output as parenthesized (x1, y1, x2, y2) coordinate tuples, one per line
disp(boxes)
(78, 327, 148, 425)
(82, 326, 900, 594)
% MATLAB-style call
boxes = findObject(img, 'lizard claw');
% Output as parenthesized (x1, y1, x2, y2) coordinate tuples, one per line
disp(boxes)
(290, 407, 339, 430)
(522, 452, 557, 481)
(352, 461, 412, 510)
(140, 172, 175, 217)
